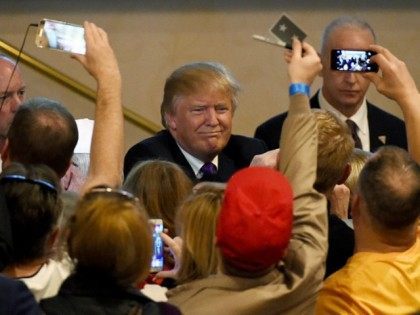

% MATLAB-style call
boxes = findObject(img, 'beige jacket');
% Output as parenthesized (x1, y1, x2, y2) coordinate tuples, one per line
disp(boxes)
(167, 94, 327, 315)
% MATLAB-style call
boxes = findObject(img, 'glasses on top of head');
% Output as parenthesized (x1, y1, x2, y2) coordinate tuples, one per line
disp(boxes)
(85, 186, 140, 204)
(0, 174, 58, 196)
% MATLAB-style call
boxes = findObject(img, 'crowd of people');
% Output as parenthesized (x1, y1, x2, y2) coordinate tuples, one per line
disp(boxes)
(0, 15, 419, 315)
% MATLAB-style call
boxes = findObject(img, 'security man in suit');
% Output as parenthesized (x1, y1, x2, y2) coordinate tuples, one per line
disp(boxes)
(124, 61, 267, 182)
(255, 16, 407, 152)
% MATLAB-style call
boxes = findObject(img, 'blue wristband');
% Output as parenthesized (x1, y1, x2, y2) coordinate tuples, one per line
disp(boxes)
(289, 83, 310, 97)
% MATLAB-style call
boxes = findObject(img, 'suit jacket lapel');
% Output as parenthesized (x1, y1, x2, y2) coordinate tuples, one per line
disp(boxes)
(310, 91, 321, 109)
(366, 103, 386, 151)
(216, 152, 236, 182)
(164, 131, 197, 180)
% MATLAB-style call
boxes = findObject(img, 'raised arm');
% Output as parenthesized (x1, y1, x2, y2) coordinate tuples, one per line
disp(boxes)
(72, 22, 123, 192)
(277, 38, 327, 302)
(364, 45, 420, 163)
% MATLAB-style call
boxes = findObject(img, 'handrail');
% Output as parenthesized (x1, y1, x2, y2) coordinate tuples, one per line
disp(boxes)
(0, 38, 161, 134)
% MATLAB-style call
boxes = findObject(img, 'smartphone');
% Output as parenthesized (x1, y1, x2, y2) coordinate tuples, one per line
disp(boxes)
(331, 49, 378, 72)
(149, 219, 164, 273)
(35, 18, 86, 55)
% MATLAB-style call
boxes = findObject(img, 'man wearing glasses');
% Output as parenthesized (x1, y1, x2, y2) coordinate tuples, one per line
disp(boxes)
(0, 55, 25, 152)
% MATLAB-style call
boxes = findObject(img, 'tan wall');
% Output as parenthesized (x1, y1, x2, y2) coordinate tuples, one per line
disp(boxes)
(1, 2, 419, 154)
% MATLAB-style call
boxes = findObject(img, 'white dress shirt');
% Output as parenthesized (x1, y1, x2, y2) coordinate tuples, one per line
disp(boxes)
(318, 91, 370, 151)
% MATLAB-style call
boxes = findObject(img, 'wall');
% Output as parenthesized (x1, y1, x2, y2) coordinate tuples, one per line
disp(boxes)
(1, 1, 419, 152)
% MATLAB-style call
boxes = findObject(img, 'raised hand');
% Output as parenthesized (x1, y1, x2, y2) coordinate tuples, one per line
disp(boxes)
(363, 44, 418, 105)
(285, 38, 322, 85)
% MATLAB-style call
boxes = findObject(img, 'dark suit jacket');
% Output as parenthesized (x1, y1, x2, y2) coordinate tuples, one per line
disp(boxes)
(124, 130, 267, 182)
(0, 275, 41, 315)
(254, 91, 408, 152)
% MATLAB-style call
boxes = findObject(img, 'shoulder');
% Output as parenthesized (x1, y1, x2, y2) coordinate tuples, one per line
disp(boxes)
(323, 252, 391, 296)
(366, 102, 407, 149)
(0, 276, 41, 315)
(255, 113, 288, 134)
(254, 113, 288, 150)
(126, 130, 171, 154)
(225, 134, 267, 155)
(367, 103, 405, 126)
(124, 130, 175, 176)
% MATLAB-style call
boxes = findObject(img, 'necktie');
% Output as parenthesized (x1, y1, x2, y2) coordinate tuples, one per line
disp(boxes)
(199, 162, 217, 180)
(346, 119, 362, 149)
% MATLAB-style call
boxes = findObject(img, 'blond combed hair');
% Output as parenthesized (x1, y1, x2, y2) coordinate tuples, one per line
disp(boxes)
(68, 194, 152, 287)
(160, 61, 240, 128)
(176, 190, 224, 284)
(314, 109, 354, 194)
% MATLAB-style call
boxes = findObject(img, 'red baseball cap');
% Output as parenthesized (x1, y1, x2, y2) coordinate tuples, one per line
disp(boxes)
(216, 167, 293, 272)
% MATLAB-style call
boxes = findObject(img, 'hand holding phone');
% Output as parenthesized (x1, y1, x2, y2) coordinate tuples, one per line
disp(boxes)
(331, 49, 378, 72)
(35, 18, 86, 55)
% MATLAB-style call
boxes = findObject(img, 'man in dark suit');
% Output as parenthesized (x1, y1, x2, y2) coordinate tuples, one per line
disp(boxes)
(255, 16, 407, 152)
(124, 62, 267, 182)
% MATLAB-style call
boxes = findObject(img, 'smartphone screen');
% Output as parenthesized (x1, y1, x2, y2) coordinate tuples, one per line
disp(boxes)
(149, 219, 164, 273)
(35, 19, 86, 55)
(331, 49, 378, 72)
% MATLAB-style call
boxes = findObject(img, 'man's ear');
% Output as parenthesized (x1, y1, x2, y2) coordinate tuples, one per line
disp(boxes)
(337, 163, 351, 185)
(165, 112, 177, 131)
(320, 51, 329, 74)
(351, 192, 361, 219)
(46, 227, 60, 251)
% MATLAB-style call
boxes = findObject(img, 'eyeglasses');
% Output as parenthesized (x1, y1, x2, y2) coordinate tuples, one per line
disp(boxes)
(0, 174, 57, 195)
(84, 186, 140, 204)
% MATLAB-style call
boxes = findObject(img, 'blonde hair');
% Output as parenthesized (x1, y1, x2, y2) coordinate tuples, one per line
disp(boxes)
(314, 109, 354, 193)
(176, 190, 224, 284)
(344, 148, 372, 193)
(160, 61, 240, 127)
(123, 160, 193, 237)
(68, 192, 152, 287)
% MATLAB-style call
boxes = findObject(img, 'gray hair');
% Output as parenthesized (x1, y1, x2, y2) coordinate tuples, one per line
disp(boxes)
(321, 16, 376, 55)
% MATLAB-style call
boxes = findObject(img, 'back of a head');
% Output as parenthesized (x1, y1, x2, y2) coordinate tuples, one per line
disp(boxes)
(68, 189, 152, 287)
(123, 160, 193, 237)
(176, 190, 224, 284)
(8, 97, 78, 178)
(314, 109, 354, 194)
(358, 146, 420, 230)
(0, 163, 61, 264)
(160, 61, 240, 127)
(321, 16, 376, 55)
(216, 167, 293, 274)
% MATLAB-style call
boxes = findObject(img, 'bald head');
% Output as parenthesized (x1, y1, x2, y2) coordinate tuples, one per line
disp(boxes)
(358, 146, 420, 231)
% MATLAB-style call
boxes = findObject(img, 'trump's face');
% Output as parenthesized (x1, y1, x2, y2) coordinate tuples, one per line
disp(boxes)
(166, 88, 233, 162)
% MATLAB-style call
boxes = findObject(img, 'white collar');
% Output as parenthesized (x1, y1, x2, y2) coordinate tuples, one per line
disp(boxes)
(177, 143, 219, 178)
(318, 90, 369, 136)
